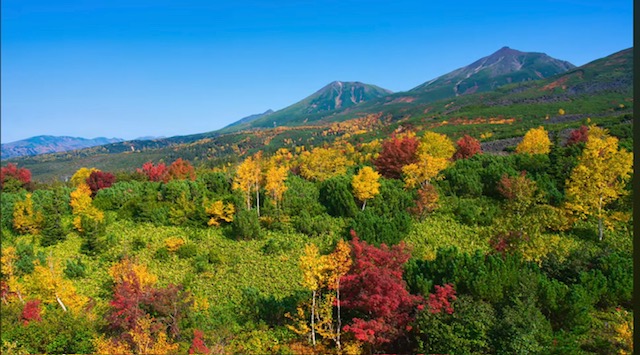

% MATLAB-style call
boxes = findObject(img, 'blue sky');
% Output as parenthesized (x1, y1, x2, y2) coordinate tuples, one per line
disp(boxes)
(1, 0, 632, 143)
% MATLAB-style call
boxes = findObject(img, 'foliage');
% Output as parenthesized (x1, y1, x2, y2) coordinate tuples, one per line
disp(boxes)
(341, 236, 422, 351)
(516, 126, 551, 154)
(299, 147, 352, 182)
(351, 166, 380, 210)
(565, 125, 589, 146)
(70, 167, 98, 187)
(231, 209, 262, 240)
(205, 199, 235, 226)
(373, 132, 419, 179)
(565, 126, 632, 240)
(166, 158, 196, 181)
(13, 193, 44, 235)
(137, 161, 168, 182)
(319, 175, 359, 218)
(233, 152, 263, 212)
(1, 163, 31, 192)
(454, 134, 482, 160)
(86, 170, 116, 196)
(402, 131, 455, 188)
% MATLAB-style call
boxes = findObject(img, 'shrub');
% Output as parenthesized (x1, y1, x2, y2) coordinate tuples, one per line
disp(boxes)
(231, 209, 262, 240)
(319, 175, 359, 218)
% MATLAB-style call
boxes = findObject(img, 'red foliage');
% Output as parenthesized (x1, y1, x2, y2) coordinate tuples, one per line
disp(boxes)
(565, 125, 589, 146)
(341, 234, 423, 347)
(1, 163, 31, 187)
(21, 299, 42, 325)
(410, 184, 439, 217)
(165, 158, 196, 182)
(489, 230, 528, 255)
(108, 272, 147, 333)
(189, 329, 210, 354)
(453, 135, 482, 160)
(86, 171, 116, 195)
(428, 284, 457, 314)
(138, 161, 168, 182)
(374, 134, 419, 179)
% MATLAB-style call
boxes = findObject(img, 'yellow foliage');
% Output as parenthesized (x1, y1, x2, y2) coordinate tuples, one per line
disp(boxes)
(13, 193, 43, 235)
(351, 167, 380, 209)
(193, 296, 211, 313)
(233, 152, 263, 210)
(130, 316, 179, 355)
(164, 237, 185, 252)
(299, 243, 327, 291)
(299, 147, 353, 182)
(521, 234, 577, 265)
(23, 258, 88, 312)
(286, 305, 311, 336)
(70, 167, 98, 187)
(565, 125, 633, 239)
(342, 340, 363, 355)
(108, 257, 157, 288)
(403, 131, 454, 188)
(325, 239, 352, 289)
(94, 335, 132, 355)
(1, 246, 24, 303)
(70, 183, 104, 233)
(558, 108, 565, 115)
(205, 200, 236, 226)
(516, 126, 551, 154)
(265, 165, 288, 208)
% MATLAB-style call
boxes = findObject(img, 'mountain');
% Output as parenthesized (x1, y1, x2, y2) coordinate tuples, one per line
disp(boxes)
(221, 81, 392, 132)
(223, 109, 274, 130)
(1, 135, 123, 159)
(409, 46, 575, 101)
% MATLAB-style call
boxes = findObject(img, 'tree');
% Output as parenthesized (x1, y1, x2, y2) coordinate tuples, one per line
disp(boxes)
(516, 126, 551, 155)
(1, 163, 31, 191)
(454, 134, 482, 160)
(137, 161, 168, 182)
(264, 165, 288, 211)
(232, 152, 263, 214)
(565, 126, 632, 240)
(341, 234, 423, 351)
(402, 131, 455, 188)
(565, 125, 589, 147)
(70, 183, 104, 235)
(299, 147, 352, 182)
(410, 184, 439, 218)
(298, 243, 326, 346)
(86, 171, 116, 196)
(374, 132, 419, 179)
(204, 200, 235, 226)
(22, 256, 88, 313)
(70, 167, 98, 187)
(165, 158, 196, 181)
(351, 167, 381, 210)
(13, 193, 44, 235)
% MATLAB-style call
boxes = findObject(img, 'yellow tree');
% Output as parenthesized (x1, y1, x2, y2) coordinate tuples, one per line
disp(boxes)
(565, 126, 632, 240)
(298, 243, 328, 346)
(232, 152, 263, 215)
(299, 147, 352, 182)
(70, 183, 104, 233)
(324, 239, 352, 349)
(265, 165, 288, 211)
(23, 256, 88, 312)
(204, 200, 235, 226)
(402, 131, 455, 188)
(516, 126, 551, 154)
(13, 193, 44, 235)
(1, 246, 25, 304)
(70, 167, 99, 187)
(352, 166, 381, 210)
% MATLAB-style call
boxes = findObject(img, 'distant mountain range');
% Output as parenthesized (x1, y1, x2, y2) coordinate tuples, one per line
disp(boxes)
(1, 136, 124, 160)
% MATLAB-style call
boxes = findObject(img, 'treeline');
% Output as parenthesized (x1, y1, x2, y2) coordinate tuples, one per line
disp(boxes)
(0, 124, 633, 354)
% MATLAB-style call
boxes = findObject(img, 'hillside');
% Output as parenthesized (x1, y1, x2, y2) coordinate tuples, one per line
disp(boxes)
(1, 135, 123, 160)
(221, 81, 392, 132)
(410, 46, 575, 99)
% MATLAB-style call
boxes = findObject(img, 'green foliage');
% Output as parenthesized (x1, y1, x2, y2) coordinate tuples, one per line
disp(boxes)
(282, 175, 325, 218)
(350, 209, 411, 246)
(232, 210, 262, 240)
(319, 175, 359, 218)
(490, 298, 553, 354)
(450, 196, 500, 226)
(414, 295, 496, 355)
(64, 257, 87, 279)
(176, 243, 199, 259)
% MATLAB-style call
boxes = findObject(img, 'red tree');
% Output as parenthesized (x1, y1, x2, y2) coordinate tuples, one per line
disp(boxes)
(374, 134, 419, 179)
(165, 158, 196, 182)
(137, 161, 168, 182)
(428, 284, 457, 314)
(21, 299, 42, 325)
(565, 125, 589, 146)
(87, 171, 116, 196)
(453, 134, 482, 160)
(1, 163, 31, 188)
(189, 329, 210, 354)
(341, 233, 423, 348)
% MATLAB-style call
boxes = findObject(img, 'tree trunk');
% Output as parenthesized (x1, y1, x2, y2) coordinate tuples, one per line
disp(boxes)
(598, 196, 603, 241)
(362, 200, 367, 211)
(256, 181, 260, 217)
(336, 279, 342, 350)
(311, 290, 316, 346)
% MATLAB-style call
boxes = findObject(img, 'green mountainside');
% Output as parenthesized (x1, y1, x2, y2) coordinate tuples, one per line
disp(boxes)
(221, 81, 393, 132)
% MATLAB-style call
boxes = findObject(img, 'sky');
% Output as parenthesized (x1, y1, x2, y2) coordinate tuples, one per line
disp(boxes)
(1, 0, 633, 143)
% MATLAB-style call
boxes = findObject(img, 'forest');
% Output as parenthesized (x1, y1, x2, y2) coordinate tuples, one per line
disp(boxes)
(0, 123, 633, 354)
